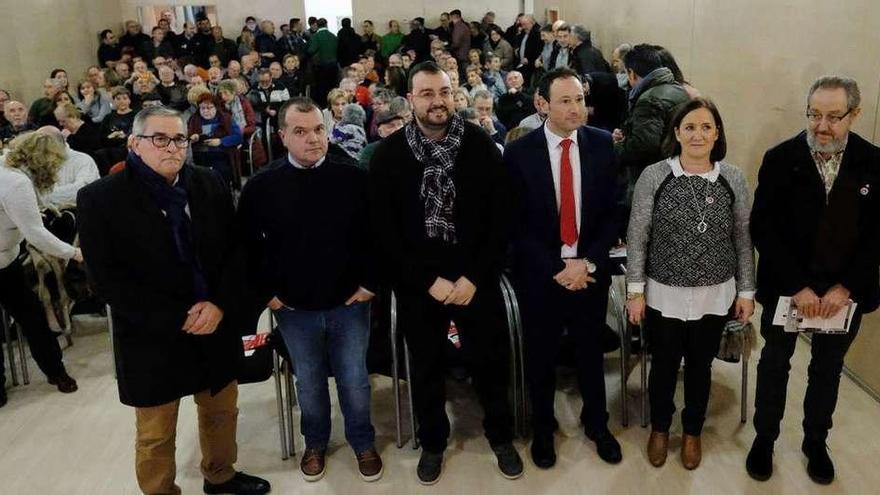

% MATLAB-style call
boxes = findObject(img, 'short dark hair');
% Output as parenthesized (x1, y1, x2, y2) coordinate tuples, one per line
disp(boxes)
(662, 97, 727, 161)
(278, 96, 320, 128)
(100, 29, 114, 41)
(407, 61, 445, 91)
(341, 18, 351, 28)
(246, 16, 257, 22)
(537, 67, 581, 101)
(152, 26, 163, 34)
(363, 19, 373, 26)
(623, 44, 662, 78)
(50, 69, 66, 79)
(653, 45, 685, 83)
(308, 16, 317, 24)
(290, 18, 301, 26)
(317, 18, 328, 28)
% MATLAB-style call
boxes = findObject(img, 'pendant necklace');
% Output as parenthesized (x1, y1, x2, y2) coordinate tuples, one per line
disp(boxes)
(685, 175, 715, 234)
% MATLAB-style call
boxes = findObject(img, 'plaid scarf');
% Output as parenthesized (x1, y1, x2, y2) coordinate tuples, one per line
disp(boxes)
(405, 113, 465, 243)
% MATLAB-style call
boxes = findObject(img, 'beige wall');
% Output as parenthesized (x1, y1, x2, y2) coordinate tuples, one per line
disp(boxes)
(0, 0, 122, 105)
(534, 0, 880, 394)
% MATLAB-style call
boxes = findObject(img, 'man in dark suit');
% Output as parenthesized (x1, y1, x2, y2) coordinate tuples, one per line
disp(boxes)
(504, 67, 623, 469)
(77, 106, 270, 495)
(514, 15, 542, 86)
(369, 61, 522, 484)
(747, 76, 880, 485)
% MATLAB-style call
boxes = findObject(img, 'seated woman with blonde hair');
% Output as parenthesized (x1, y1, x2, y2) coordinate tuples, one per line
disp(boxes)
(0, 131, 83, 406)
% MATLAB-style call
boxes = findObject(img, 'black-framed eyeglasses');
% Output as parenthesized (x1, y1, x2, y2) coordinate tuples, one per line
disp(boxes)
(805, 108, 851, 125)
(137, 134, 190, 148)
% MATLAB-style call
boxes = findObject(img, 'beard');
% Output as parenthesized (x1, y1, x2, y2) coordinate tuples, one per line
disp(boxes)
(806, 128, 847, 154)
(416, 104, 451, 130)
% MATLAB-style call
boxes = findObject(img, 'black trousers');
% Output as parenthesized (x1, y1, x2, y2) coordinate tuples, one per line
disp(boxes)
(397, 283, 514, 453)
(312, 63, 339, 108)
(646, 308, 726, 435)
(0, 254, 65, 386)
(753, 299, 861, 443)
(520, 280, 610, 436)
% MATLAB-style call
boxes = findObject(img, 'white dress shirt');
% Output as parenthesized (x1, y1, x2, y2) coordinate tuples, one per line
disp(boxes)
(544, 124, 581, 258)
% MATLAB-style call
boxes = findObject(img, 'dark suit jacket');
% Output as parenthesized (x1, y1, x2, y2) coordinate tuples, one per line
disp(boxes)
(369, 122, 511, 293)
(751, 131, 880, 312)
(504, 124, 621, 294)
(77, 164, 242, 407)
(516, 26, 543, 67)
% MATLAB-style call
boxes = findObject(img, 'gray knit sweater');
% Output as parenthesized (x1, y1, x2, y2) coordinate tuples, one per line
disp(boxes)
(626, 158, 755, 292)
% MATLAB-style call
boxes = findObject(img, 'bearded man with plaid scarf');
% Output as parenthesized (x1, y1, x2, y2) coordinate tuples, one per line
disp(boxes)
(369, 61, 523, 485)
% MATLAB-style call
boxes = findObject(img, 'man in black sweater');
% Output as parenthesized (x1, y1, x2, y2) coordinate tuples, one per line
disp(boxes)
(369, 62, 522, 484)
(238, 97, 383, 484)
(747, 76, 880, 485)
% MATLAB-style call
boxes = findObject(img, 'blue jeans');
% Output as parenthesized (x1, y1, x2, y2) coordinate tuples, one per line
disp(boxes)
(274, 301, 375, 453)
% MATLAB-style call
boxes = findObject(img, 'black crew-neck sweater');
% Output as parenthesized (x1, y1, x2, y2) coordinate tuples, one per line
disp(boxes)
(238, 156, 374, 310)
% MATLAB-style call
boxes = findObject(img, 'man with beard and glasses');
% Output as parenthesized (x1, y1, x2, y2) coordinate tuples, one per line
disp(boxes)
(369, 61, 522, 485)
(746, 75, 880, 486)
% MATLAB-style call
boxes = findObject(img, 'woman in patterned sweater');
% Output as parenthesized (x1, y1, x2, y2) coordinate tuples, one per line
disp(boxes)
(625, 98, 756, 470)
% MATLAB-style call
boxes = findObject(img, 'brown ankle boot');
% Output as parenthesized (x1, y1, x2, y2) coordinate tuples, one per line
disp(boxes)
(681, 434, 702, 470)
(647, 431, 669, 467)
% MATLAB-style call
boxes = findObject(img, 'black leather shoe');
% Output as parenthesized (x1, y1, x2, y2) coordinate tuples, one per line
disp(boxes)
(802, 439, 834, 485)
(530, 433, 556, 469)
(0, 387, 7, 408)
(417, 450, 444, 485)
(47, 371, 78, 393)
(587, 429, 622, 464)
(203, 471, 271, 494)
(491, 443, 524, 479)
(746, 437, 774, 482)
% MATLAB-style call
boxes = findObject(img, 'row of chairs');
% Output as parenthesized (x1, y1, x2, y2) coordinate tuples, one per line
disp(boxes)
(94, 267, 749, 461)
(266, 268, 751, 460)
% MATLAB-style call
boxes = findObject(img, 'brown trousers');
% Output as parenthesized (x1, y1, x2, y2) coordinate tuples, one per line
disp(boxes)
(134, 381, 239, 495)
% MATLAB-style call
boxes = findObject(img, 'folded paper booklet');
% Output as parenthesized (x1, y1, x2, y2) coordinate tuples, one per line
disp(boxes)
(772, 296, 857, 334)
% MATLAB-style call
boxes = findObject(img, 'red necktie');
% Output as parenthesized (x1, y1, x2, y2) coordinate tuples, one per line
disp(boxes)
(559, 138, 578, 246)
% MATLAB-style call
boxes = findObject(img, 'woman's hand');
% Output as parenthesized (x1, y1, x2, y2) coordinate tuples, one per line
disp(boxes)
(72, 248, 84, 263)
(734, 297, 755, 323)
(627, 296, 646, 325)
(205, 138, 221, 147)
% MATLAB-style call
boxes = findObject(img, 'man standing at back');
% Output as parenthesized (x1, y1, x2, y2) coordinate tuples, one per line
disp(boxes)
(505, 67, 623, 470)
(307, 18, 339, 107)
(77, 106, 271, 495)
(448, 10, 471, 67)
(369, 61, 522, 485)
(613, 44, 689, 221)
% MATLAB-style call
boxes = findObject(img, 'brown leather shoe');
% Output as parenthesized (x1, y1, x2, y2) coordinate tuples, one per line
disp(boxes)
(647, 431, 669, 467)
(301, 448, 326, 482)
(681, 434, 702, 470)
(356, 448, 384, 482)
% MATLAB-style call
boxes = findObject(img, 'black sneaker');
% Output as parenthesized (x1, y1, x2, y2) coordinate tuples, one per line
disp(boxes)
(530, 433, 556, 469)
(417, 450, 444, 485)
(746, 437, 774, 481)
(491, 443, 524, 479)
(47, 370, 78, 393)
(203, 471, 271, 494)
(802, 439, 834, 485)
(587, 429, 622, 464)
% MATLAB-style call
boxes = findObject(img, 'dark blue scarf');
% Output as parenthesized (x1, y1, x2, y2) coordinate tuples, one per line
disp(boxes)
(126, 152, 209, 300)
